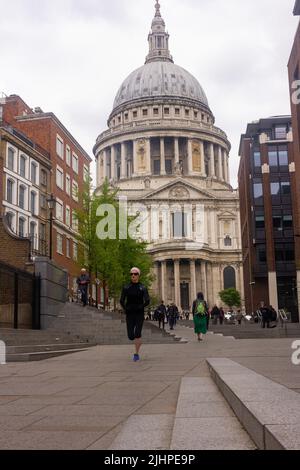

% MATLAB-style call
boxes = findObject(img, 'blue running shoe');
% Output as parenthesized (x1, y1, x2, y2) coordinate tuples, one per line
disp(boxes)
(133, 354, 140, 362)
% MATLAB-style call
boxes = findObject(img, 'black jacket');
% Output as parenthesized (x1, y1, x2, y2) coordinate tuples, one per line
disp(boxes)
(120, 283, 150, 315)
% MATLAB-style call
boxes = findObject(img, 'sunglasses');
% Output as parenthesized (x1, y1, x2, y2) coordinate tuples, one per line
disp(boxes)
(131, 273, 139, 276)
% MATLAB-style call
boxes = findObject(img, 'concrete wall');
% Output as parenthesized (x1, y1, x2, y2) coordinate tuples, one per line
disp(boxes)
(34, 257, 68, 329)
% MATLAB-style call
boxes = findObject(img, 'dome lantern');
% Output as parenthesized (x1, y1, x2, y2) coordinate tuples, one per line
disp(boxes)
(145, 0, 173, 64)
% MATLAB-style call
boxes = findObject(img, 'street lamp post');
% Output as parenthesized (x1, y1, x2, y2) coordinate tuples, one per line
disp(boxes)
(47, 194, 56, 260)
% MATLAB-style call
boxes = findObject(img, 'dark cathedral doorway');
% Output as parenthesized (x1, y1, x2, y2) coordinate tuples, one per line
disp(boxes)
(180, 282, 189, 311)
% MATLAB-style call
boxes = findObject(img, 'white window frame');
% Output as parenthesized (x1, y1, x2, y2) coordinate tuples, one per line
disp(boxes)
(73, 242, 78, 261)
(18, 184, 27, 210)
(66, 205, 71, 227)
(56, 135, 64, 159)
(30, 161, 39, 185)
(7, 146, 16, 172)
(30, 190, 37, 215)
(56, 232, 63, 255)
(72, 153, 79, 174)
(72, 180, 79, 202)
(66, 145, 71, 166)
(56, 165, 64, 190)
(66, 174, 71, 196)
(6, 178, 15, 205)
(56, 199, 64, 222)
(72, 210, 78, 232)
(83, 165, 89, 182)
(19, 154, 28, 179)
(66, 238, 71, 258)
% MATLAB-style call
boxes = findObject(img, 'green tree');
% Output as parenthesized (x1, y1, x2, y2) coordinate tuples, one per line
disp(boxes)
(219, 288, 241, 308)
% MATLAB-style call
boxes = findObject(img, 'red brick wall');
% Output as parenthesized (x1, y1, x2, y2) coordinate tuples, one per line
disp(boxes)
(0, 216, 33, 273)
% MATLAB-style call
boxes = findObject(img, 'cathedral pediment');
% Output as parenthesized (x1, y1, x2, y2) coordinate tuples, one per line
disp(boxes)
(141, 179, 216, 201)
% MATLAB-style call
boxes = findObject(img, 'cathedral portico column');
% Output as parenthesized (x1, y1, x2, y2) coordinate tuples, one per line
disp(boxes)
(187, 139, 193, 175)
(200, 141, 206, 177)
(111, 145, 116, 180)
(209, 143, 216, 178)
(121, 143, 127, 179)
(174, 137, 180, 165)
(201, 261, 207, 300)
(160, 138, 166, 175)
(133, 140, 138, 176)
(218, 146, 223, 181)
(206, 262, 213, 307)
(103, 149, 108, 180)
(174, 259, 181, 309)
(190, 259, 197, 307)
(146, 138, 151, 174)
(161, 260, 166, 302)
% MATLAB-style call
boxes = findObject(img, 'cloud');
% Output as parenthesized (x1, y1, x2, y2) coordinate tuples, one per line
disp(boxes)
(0, 0, 297, 188)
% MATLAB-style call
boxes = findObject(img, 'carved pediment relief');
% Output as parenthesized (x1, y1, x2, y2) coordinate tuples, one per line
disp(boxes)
(169, 185, 190, 199)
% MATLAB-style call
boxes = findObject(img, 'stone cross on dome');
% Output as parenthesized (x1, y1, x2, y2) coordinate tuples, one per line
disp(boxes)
(155, 0, 161, 17)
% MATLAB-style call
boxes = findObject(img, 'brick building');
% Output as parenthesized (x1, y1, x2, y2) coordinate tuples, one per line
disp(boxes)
(288, 0, 300, 320)
(238, 116, 299, 321)
(0, 95, 92, 293)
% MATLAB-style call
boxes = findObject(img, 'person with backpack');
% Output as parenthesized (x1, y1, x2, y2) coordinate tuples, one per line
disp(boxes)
(168, 303, 178, 330)
(157, 301, 167, 330)
(120, 267, 150, 362)
(192, 292, 208, 341)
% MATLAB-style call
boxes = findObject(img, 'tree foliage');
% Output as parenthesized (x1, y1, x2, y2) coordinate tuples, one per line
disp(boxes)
(219, 288, 241, 308)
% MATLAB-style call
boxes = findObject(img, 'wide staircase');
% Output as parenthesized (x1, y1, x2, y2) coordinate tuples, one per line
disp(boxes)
(0, 303, 181, 362)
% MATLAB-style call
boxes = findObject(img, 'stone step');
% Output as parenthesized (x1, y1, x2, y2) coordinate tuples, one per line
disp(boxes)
(6, 343, 96, 354)
(6, 347, 92, 363)
(170, 377, 256, 450)
(207, 358, 300, 450)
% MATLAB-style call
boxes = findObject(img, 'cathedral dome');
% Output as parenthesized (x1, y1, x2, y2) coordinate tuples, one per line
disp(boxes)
(113, 61, 209, 111)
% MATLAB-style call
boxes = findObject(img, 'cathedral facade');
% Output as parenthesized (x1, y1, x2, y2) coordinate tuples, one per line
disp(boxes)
(94, 1, 243, 311)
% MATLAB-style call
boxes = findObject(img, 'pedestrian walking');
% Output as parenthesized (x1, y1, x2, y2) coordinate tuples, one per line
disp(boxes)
(168, 303, 178, 330)
(76, 268, 90, 307)
(259, 301, 271, 329)
(219, 307, 225, 325)
(192, 292, 208, 342)
(211, 305, 220, 325)
(120, 267, 150, 362)
(157, 301, 167, 330)
(236, 309, 243, 325)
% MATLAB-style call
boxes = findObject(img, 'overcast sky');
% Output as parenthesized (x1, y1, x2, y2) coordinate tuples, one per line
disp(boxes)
(0, 0, 297, 188)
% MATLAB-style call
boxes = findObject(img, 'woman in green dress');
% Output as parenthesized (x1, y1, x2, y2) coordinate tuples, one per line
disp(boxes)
(192, 292, 208, 341)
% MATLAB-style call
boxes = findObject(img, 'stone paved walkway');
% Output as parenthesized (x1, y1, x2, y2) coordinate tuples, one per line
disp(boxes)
(0, 323, 298, 449)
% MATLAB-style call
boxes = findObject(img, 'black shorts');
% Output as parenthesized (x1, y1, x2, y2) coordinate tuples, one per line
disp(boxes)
(126, 314, 144, 341)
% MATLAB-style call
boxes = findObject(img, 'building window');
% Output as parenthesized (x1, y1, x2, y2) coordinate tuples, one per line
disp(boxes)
(268, 147, 278, 168)
(83, 165, 89, 182)
(281, 181, 291, 196)
(57, 233, 63, 254)
(7, 148, 15, 171)
(7, 179, 14, 204)
(30, 191, 37, 215)
(39, 223, 46, 242)
(253, 151, 261, 168)
(72, 211, 78, 231)
(224, 236, 232, 247)
(66, 146, 71, 166)
(124, 113, 128, 121)
(56, 201, 63, 222)
(30, 222, 36, 248)
(257, 245, 267, 263)
(164, 108, 169, 115)
(56, 136, 64, 159)
(72, 181, 79, 201)
(175, 108, 180, 115)
(274, 126, 287, 140)
(19, 185, 26, 209)
(6, 212, 14, 230)
(30, 162, 37, 184)
(133, 110, 138, 119)
(153, 160, 160, 175)
(185, 109, 190, 117)
(143, 109, 148, 116)
(271, 182, 280, 196)
(66, 206, 71, 227)
(66, 238, 70, 258)
(223, 266, 236, 290)
(194, 111, 198, 119)
(253, 183, 263, 201)
(40, 194, 47, 209)
(278, 148, 288, 167)
(255, 216, 265, 229)
(41, 169, 47, 187)
(72, 153, 79, 174)
(118, 116, 121, 123)
(283, 215, 293, 229)
(172, 212, 188, 238)
(165, 159, 172, 175)
(20, 155, 26, 178)
(66, 174, 71, 195)
(73, 242, 78, 261)
(19, 218, 26, 238)
(153, 108, 159, 115)
(56, 167, 64, 190)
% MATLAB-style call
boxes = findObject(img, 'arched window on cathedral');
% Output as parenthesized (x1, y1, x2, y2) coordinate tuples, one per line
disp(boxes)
(223, 266, 236, 290)
(224, 236, 232, 247)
